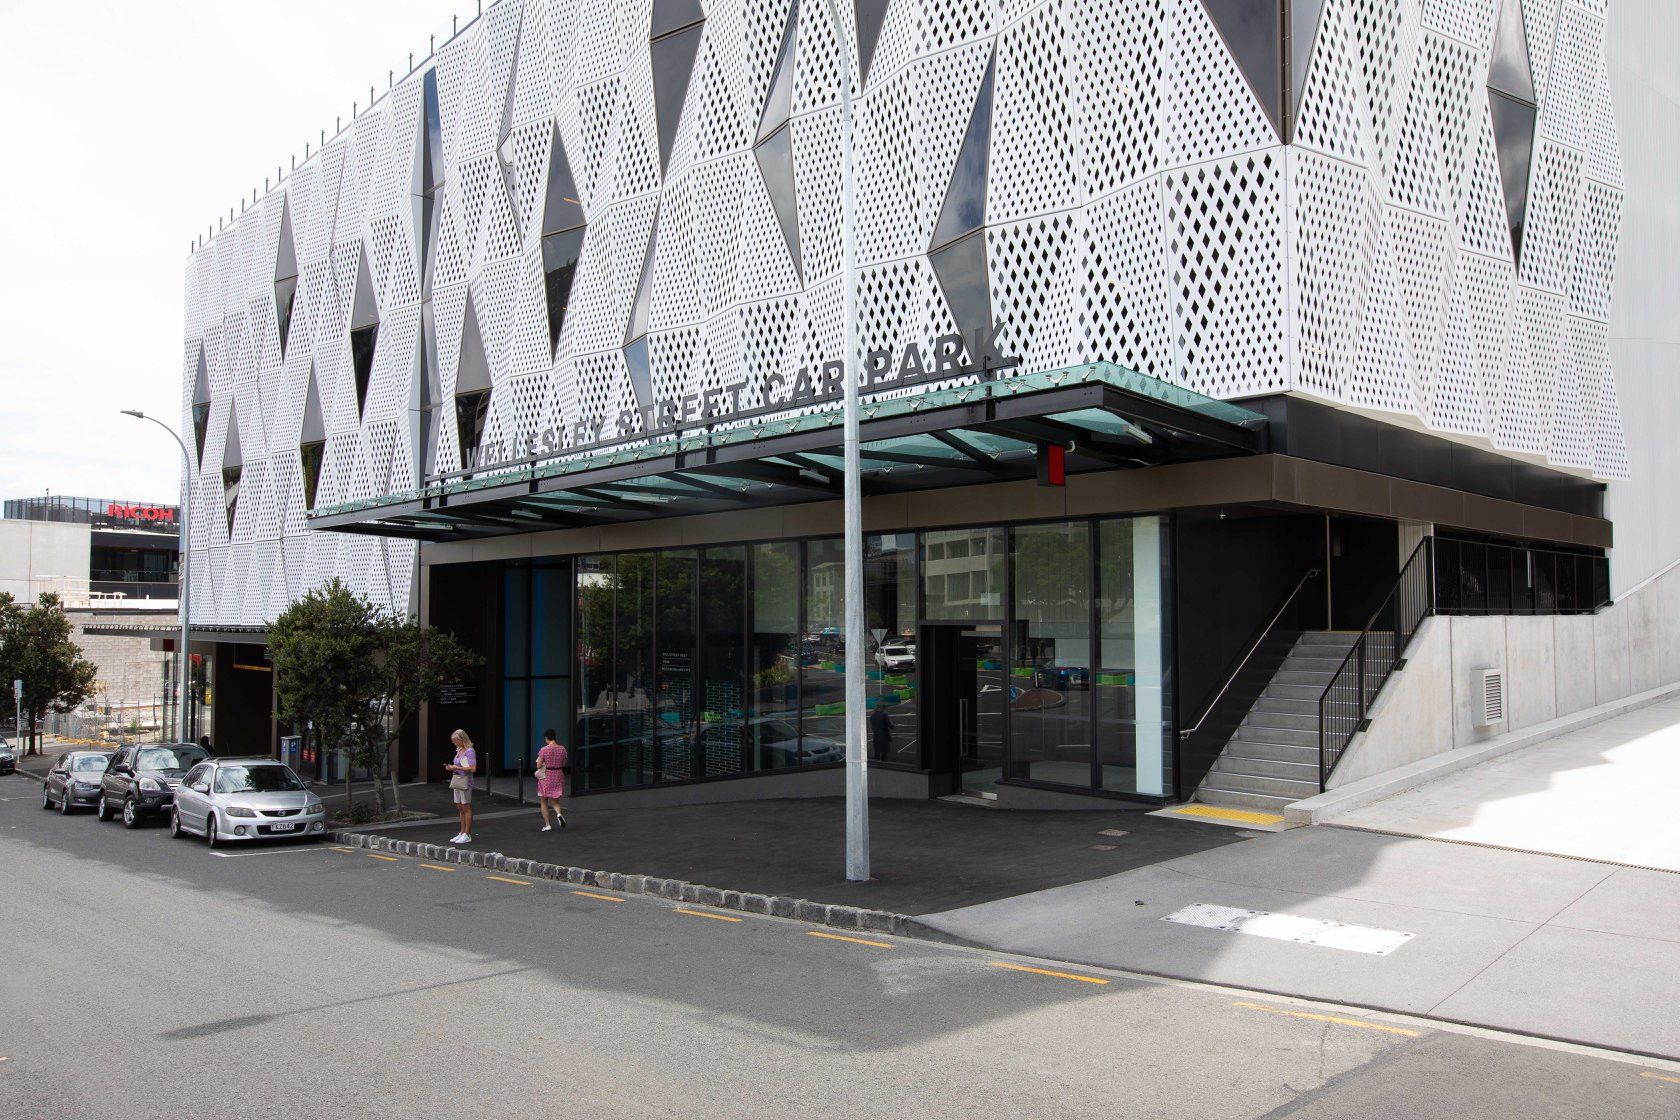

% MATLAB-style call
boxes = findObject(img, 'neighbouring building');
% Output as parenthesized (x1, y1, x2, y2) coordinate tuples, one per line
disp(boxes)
(168, 0, 1680, 813)
(2, 495, 183, 741)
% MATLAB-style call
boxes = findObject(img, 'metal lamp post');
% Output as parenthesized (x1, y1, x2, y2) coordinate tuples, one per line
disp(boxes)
(819, 0, 868, 882)
(121, 410, 191, 744)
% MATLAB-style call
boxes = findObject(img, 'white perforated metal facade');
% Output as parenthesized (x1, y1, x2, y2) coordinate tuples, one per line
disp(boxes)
(183, 0, 1628, 625)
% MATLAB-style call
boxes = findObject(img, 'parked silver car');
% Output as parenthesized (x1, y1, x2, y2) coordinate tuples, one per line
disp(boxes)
(169, 758, 326, 847)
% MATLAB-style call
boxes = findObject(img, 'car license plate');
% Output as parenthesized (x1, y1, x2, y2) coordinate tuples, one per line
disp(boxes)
(269, 822, 295, 832)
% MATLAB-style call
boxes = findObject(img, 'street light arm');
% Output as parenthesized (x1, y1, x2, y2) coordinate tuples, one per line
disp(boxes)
(121, 408, 193, 743)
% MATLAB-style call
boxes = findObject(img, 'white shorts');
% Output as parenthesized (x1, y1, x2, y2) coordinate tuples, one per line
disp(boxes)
(452, 788, 472, 804)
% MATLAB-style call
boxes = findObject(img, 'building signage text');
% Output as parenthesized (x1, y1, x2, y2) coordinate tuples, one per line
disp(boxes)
(106, 504, 179, 523)
(456, 329, 1021, 477)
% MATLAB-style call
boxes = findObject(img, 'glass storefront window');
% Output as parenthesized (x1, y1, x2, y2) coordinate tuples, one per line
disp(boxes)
(1097, 516, 1171, 796)
(1012, 522, 1092, 786)
(923, 528, 1003, 620)
(866, 533, 918, 764)
(696, 547, 747, 778)
(801, 539, 847, 757)
(750, 541, 801, 770)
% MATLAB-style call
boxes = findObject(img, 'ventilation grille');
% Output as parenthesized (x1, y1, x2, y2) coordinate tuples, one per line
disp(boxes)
(1476, 668, 1506, 727)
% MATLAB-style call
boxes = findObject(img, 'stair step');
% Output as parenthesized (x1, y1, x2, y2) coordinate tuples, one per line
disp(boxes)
(1264, 683, 1327, 701)
(1240, 710, 1319, 732)
(1211, 755, 1321, 781)
(1218, 739, 1320, 765)
(1282, 654, 1353, 673)
(1193, 785, 1299, 813)
(1251, 696, 1320, 716)
(1199, 770, 1321, 798)
(1232, 724, 1319, 747)
(1270, 669, 1340, 687)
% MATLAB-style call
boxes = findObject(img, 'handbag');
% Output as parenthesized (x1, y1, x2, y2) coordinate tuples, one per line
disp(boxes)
(534, 760, 547, 781)
(449, 772, 469, 791)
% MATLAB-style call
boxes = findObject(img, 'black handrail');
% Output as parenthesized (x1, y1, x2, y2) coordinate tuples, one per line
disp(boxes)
(1180, 566, 1322, 741)
(1316, 537, 1435, 789)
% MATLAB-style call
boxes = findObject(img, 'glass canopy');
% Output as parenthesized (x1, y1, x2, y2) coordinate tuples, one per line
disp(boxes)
(311, 362, 1268, 540)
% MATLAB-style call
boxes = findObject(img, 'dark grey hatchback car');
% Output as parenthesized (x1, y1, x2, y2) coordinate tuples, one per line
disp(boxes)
(97, 742, 210, 828)
(42, 750, 116, 813)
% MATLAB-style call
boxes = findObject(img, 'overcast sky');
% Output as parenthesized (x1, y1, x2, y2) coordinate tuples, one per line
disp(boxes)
(0, 0, 467, 508)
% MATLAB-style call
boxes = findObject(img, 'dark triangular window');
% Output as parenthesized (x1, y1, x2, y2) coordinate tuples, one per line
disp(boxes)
(222, 403, 244, 535)
(854, 0, 890, 88)
(929, 51, 999, 363)
(621, 217, 659, 413)
(1487, 0, 1537, 264)
(455, 294, 494, 470)
(650, 0, 705, 175)
(1289, 0, 1326, 130)
(753, 4, 803, 281)
(349, 250, 379, 420)
(300, 364, 326, 511)
(274, 199, 299, 359)
(191, 346, 211, 465)
(541, 125, 587, 354)
(1200, 0, 1284, 138)
(1489, 90, 1536, 262)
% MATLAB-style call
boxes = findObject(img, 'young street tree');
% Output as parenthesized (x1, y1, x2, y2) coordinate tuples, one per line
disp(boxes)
(268, 579, 477, 817)
(0, 592, 99, 754)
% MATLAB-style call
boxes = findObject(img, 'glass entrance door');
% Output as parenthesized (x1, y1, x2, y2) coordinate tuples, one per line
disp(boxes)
(921, 622, 1005, 796)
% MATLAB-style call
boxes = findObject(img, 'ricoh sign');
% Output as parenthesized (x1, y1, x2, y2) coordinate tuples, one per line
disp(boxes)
(106, 503, 179, 524)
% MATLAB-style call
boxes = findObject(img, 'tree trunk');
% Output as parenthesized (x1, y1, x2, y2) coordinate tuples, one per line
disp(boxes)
(369, 735, 388, 817)
(387, 736, 404, 817)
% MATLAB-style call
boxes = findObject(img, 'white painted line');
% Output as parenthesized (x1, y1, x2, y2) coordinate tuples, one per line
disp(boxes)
(208, 845, 332, 858)
(1162, 903, 1414, 956)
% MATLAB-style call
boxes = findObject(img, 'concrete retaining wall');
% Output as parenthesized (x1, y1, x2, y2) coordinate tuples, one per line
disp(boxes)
(1330, 561, 1680, 787)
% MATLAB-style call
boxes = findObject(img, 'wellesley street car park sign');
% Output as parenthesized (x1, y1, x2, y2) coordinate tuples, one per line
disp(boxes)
(443, 329, 1021, 480)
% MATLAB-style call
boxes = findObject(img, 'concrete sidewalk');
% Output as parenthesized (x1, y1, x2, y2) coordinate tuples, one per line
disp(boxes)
(921, 689, 1680, 1060)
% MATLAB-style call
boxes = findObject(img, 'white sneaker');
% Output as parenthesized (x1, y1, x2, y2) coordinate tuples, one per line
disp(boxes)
(449, 832, 466, 843)
(541, 824, 552, 832)
(460, 834, 471, 843)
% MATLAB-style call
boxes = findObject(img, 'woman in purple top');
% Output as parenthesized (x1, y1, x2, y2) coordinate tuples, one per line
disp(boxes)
(445, 729, 477, 844)
(535, 728, 568, 831)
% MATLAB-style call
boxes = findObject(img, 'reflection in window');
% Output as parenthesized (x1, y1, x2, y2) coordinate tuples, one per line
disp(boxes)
(541, 127, 587, 354)
(1488, 90, 1536, 263)
(192, 347, 211, 465)
(454, 391, 491, 469)
(866, 533, 918, 764)
(1012, 523, 1092, 785)
(300, 440, 325, 511)
(697, 547, 747, 778)
(750, 541, 800, 771)
(649, 0, 704, 174)
(801, 539, 847, 753)
(923, 528, 1004, 620)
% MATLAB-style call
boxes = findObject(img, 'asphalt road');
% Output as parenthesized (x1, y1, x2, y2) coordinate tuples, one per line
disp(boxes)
(3, 772, 1677, 1120)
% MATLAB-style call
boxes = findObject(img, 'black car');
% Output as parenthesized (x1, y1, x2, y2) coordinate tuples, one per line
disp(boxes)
(98, 742, 210, 828)
(41, 750, 116, 813)
(0, 739, 14, 775)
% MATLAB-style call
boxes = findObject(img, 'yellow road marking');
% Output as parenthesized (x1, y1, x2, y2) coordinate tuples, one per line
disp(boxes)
(807, 931, 892, 949)
(572, 890, 624, 902)
(1642, 1071, 1680, 1086)
(1170, 804, 1286, 826)
(674, 908, 743, 922)
(330, 847, 354, 853)
(419, 863, 457, 872)
(366, 853, 400, 862)
(487, 875, 531, 886)
(1234, 1001, 1421, 1037)
(991, 962, 1109, 985)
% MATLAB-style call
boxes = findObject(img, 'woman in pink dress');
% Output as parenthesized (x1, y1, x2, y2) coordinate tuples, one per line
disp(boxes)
(535, 728, 568, 831)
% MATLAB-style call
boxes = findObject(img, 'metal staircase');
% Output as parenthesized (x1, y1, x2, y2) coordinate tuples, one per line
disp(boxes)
(1195, 631, 1359, 813)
